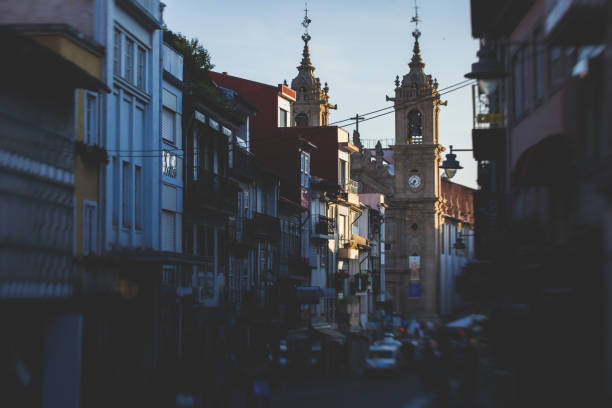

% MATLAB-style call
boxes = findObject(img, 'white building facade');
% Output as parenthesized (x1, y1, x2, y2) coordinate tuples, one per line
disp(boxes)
(102, 0, 162, 251)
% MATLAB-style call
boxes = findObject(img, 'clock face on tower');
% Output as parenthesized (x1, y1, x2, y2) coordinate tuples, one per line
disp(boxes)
(408, 174, 422, 189)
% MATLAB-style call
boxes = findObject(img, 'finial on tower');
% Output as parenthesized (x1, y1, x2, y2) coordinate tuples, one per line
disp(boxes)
(301, 2, 312, 43)
(409, 0, 424, 69)
(410, 0, 421, 37)
(300, 2, 313, 67)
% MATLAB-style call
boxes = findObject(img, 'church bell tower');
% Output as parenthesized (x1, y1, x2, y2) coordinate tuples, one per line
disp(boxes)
(290, 5, 337, 127)
(384, 4, 446, 319)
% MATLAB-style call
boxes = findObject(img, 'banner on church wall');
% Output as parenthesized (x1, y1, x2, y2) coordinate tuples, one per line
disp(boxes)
(409, 283, 421, 298)
(408, 256, 420, 298)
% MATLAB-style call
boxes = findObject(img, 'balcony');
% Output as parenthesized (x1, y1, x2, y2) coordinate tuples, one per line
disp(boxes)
(185, 168, 237, 215)
(351, 233, 370, 248)
(338, 244, 359, 260)
(546, 0, 606, 45)
(229, 145, 254, 182)
(227, 216, 252, 256)
(312, 215, 335, 240)
(342, 179, 359, 194)
(250, 211, 281, 242)
(341, 180, 360, 206)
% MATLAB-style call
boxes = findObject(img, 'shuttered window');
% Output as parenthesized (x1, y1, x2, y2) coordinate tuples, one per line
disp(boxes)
(162, 211, 176, 251)
(125, 38, 134, 82)
(122, 162, 131, 227)
(135, 166, 142, 229)
(83, 201, 97, 254)
(162, 107, 175, 144)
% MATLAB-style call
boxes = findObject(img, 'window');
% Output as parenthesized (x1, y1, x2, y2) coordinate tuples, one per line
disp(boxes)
(112, 157, 119, 226)
(549, 46, 564, 89)
(162, 211, 176, 252)
(209, 118, 220, 131)
(162, 107, 176, 143)
(125, 38, 134, 81)
(193, 130, 199, 180)
(339, 159, 347, 186)
(83, 201, 97, 255)
(279, 108, 288, 127)
(85, 92, 98, 145)
(222, 126, 232, 137)
(513, 48, 528, 118)
(137, 47, 146, 89)
(339, 215, 346, 243)
(533, 28, 544, 102)
(300, 151, 310, 188)
(135, 165, 142, 229)
(407, 110, 423, 144)
(122, 161, 131, 227)
(113, 29, 121, 75)
(162, 150, 177, 178)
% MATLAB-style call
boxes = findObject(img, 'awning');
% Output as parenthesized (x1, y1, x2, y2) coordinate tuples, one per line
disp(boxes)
(446, 314, 487, 328)
(296, 286, 320, 304)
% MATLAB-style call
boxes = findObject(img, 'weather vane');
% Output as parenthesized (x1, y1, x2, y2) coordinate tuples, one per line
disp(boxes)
(301, 2, 312, 43)
(410, 0, 421, 40)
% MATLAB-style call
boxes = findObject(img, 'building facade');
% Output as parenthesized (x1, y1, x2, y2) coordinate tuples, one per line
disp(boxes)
(465, 0, 612, 404)
(0, 2, 108, 406)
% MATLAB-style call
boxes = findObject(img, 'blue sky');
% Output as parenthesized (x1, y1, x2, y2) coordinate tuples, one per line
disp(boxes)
(162, 0, 479, 188)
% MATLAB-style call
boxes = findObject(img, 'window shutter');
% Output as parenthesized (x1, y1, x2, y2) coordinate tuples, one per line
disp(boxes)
(162, 211, 176, 251)
(162, 108, 175, 143)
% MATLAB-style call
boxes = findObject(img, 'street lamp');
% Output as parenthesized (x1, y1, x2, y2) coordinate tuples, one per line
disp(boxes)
(440, 145, 471, 179)
(453, 236, 466, 251)
(464, 43, 506, 96)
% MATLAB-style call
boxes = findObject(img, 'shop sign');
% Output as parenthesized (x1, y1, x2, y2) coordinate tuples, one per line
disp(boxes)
(477, 113, 504, 124)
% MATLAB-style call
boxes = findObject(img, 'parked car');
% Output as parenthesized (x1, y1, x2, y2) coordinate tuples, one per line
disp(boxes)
(365, 343, 404, 373)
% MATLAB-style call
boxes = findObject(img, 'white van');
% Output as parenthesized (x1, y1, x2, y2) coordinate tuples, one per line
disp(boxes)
(365, 343, 403, 372)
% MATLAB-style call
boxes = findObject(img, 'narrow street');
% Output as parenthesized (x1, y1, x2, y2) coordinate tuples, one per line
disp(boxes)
(271, 372, 433, 408)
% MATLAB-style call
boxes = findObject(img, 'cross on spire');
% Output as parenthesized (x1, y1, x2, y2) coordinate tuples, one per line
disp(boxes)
(301, 2, 312, 43)
(410, 0, 421, 40)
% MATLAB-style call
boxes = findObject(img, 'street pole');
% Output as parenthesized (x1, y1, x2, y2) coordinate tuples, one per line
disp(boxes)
(350, 114, 365, 134)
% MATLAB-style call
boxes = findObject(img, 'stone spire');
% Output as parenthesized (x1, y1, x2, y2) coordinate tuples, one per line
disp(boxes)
(408, 1, 425, 73)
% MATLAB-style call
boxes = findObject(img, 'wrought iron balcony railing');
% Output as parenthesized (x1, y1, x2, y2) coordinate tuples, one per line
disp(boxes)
(342, 179, 359, 194)
(185, 168, 237, 214)
(313, 215, 335, 236)
(229, 145, 254, 182)
(249, 211, 281, 242)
